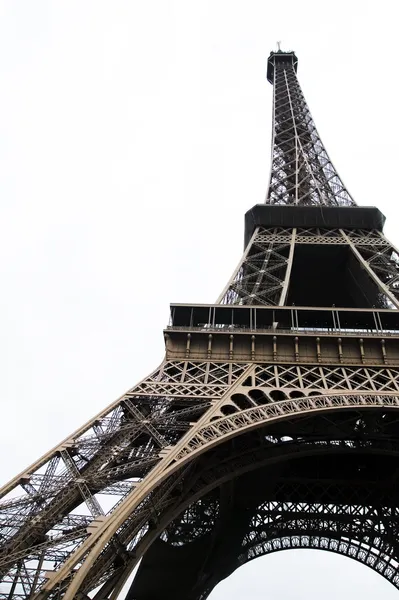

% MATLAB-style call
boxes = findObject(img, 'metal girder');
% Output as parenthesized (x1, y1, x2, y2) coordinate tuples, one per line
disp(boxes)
(219, 225, 399, 308)
(265, 54, 355, 207)
(2, 49, 399, 600)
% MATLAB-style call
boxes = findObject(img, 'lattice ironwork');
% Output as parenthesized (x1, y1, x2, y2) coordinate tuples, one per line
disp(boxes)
(266, 51, 355, 207)
(195, 499, 399, 599)
(219, 226, 399, 307)
(169, 491, 399, 600)
(218, 228, 294, 305)
(1, 49, 399, 600)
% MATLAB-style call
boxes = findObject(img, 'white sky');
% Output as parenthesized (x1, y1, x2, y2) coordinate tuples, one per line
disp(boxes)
(0, 0, 399, 598)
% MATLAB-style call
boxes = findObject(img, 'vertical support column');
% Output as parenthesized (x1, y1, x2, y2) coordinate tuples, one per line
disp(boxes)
(340, 230, 399, 309)
(216, 227, 260, 305)
(279, 228, 296, 305)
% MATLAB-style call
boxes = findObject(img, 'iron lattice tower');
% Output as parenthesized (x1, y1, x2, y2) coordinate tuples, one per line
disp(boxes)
(2, 50, 399, 599)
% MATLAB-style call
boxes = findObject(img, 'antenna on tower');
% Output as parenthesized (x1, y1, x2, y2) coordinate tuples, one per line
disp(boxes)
(277, 41, 281, 51)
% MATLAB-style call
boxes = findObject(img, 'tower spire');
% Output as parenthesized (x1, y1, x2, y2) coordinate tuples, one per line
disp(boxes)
(266, 50, 355, 207)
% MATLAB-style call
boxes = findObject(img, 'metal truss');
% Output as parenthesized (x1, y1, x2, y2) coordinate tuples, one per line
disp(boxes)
(136, 428, 399, 600)
(196, 497, 399, 599)
(2, 375, 399, 599)
(218, 227, 294, 305)
(218, 227, 399, 307)
(256, 227, 387, 245)
(247, 363, 399, 393)
(343, 231, 399, 307)
(266, 53, 355, 206)
(2, 50, 399, 599)
(0, 362, 248, 599)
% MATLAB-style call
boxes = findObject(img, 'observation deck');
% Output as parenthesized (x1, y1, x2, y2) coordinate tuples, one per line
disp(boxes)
(244, 205, 386, 248)
(164, 303, 399, 366)
(267, 50, 298, 83)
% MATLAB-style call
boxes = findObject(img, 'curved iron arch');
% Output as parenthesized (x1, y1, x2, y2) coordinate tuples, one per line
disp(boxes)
(114, 407, 399, 600)
(198, 534, 399, 600)
(58, 394, 399, 599)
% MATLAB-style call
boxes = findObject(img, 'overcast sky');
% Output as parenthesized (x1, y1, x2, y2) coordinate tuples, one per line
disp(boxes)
(1, 1, 399, 598)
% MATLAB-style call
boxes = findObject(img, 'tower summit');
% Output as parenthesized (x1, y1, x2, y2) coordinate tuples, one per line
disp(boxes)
(267, 49, 298, 83)
(2, 50, 399, 600)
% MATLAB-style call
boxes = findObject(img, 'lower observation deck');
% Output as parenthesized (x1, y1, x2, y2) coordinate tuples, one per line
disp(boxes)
(165, 304, 399, 366)
(244, 205, 386, 247)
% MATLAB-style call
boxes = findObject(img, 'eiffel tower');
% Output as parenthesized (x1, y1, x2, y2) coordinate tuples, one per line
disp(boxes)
(2, 48, 399, 600)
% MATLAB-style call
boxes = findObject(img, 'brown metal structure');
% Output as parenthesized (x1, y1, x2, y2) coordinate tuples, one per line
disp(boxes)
(2, 49, 399, 599)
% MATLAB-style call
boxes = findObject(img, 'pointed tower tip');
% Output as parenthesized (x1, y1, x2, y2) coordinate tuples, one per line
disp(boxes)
(267, 50, 298, 83)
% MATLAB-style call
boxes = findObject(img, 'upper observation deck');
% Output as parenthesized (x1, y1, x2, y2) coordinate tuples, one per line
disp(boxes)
(267, 50, 298, 83)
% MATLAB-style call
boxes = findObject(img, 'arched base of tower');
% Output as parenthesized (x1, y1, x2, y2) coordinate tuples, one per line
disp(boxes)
(126, 416, 399, 599)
